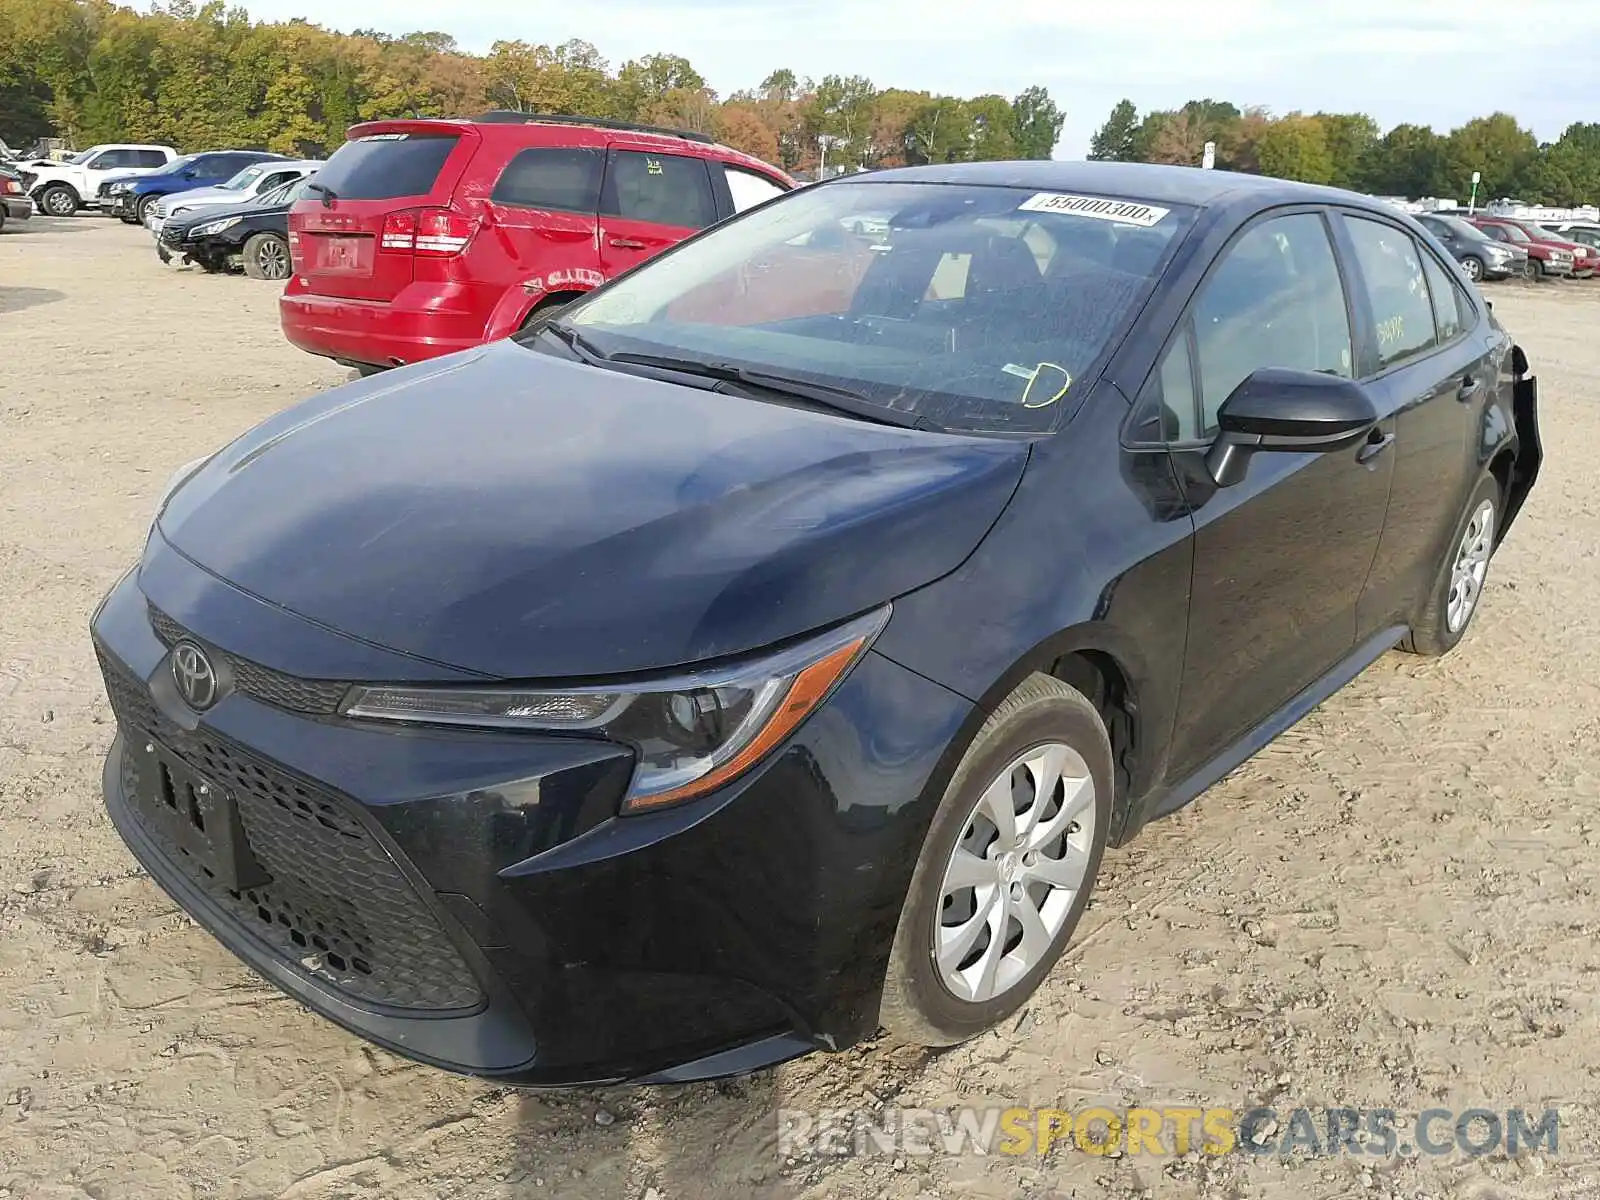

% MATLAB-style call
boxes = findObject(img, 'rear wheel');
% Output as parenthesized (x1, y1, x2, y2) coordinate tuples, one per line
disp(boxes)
(879, 673, 1112, 1046)
(37, 185, 77, 217)
(1402, 474, 1501, 657)
(1461, 255, 1484, 282)
(242, 232, 291, 281)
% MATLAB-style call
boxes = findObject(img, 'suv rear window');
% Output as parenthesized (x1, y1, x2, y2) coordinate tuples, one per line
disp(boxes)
(491, 147, 602, 212)
(313, 133, 460, 201)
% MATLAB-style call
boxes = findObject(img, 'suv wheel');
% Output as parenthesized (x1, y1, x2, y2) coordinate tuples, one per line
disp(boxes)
(879, 673, 1111, 1046)
(1461, 255, 1484, 282)
(37, 184, 78, 217)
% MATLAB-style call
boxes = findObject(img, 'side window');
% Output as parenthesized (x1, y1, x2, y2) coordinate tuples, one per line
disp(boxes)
(1188, 212, 1353, 436)
(134, 150, 169, 169)
(1143, 329, 1200, 442)
(1344, 216, 1437, 369)
(258, 171, 297, 193)
(603, 150, 717, 230)
(725, 166, 787, 213)
(491, 148, 602, 213)
(1421, 252, 1465, 343)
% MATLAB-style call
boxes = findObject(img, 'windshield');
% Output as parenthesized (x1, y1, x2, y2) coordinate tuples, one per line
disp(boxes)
(555, 181, 1193, 433)
(67, 149, 96, 165)
(221, 165, 266, 191)
(156, 155, 196, 176)
(1433, 216, 1484, 240)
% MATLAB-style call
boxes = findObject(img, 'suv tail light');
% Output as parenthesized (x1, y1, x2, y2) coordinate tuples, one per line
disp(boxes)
(379, 208, 476, 257)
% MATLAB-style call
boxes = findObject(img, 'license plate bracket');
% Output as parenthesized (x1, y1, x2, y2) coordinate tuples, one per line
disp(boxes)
(129, 739, 270, 893)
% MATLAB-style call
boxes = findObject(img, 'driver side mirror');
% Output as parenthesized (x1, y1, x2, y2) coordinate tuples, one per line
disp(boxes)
(1206, 368, 1378, 488)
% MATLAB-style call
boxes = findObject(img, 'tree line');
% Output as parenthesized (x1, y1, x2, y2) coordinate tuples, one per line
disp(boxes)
(0, 0, 1066, 171)
(1088, 99, 1600, 207)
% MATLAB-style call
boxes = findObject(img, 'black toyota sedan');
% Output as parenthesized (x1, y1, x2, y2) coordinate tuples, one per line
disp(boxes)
(91, 162, 1541, 1087)
(159, 176, 304, 278)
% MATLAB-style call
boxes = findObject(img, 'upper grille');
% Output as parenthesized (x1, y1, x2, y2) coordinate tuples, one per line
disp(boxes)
(99, 648, 485, 1014)
(148, 604, 349, 715)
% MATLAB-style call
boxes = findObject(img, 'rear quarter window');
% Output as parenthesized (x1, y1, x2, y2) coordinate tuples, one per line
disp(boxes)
(314, 133, 462, 201)
(491, 148, 602, 213)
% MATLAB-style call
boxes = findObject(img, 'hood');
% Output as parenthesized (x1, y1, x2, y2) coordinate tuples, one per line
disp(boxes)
(162, 185, 242, 210)
(157, 343, 1030, 679)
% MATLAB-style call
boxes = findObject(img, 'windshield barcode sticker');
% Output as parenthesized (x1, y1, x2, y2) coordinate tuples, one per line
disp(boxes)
(1016, 193, 1171, 227)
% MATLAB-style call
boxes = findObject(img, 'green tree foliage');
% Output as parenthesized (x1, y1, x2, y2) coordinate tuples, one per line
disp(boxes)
(0, 1, 1064, 175)
(1010, 85, 1064, 159)
(1087, 97, 1596, 205)
(1088, 99, 1137, 161)
(1255, 113, 1334, 184)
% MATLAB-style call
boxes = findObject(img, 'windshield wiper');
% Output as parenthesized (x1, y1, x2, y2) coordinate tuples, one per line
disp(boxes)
(305, 180, 337, 207)
(602, 351, 923, 428)
(537, 319, 610, 365)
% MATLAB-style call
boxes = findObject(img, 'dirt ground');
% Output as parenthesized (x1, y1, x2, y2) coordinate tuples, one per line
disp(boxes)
(3, 216, 1599, 1200)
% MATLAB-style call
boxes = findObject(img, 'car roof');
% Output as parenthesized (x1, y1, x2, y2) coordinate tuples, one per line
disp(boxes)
(835, 160, 1378, 212)
(348, 115, 791, 182)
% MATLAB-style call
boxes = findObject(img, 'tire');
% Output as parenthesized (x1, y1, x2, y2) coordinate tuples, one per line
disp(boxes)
(1401, 474, 1502, 658)
(132, 194, 160, 226)
(517, 293, 578, 331)
(879, 673, 1113, 1046)
(1461, 255, 1484, 282)
(1531, 256, 1548, 280)
(242, 232, 291, 281)
(36, 184, 77, 217)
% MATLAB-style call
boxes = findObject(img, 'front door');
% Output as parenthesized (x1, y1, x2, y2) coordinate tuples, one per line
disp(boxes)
(1157, 210, 1394, 779)
(597, 146, 718, 278)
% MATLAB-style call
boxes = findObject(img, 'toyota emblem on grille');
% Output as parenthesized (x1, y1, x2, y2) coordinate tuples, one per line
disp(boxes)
(171, 641, 218, 711)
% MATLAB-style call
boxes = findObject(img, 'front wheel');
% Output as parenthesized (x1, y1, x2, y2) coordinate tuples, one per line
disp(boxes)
(242, 232, 291, 281)
(1461, 255, 1484, 282)
(879, 673, 1112, 1046)
(134, 195, 159, 225)
(1531, 256, 1548, 280)
(1402, 474, 1501, 657)
(37, 185, 77, 217)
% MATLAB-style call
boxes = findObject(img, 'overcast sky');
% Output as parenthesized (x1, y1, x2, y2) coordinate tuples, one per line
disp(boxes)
(249, 0, 1598, 159)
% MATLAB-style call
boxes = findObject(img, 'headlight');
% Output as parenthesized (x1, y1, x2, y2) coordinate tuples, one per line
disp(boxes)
(192, 216, 241, 236)
(343, 606, 891, 812)
(110, 182, 131, 194)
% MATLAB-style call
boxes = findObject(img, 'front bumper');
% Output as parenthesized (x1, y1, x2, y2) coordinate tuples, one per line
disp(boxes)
(91, 547, 969, 1085)
(1, 196, 31, 220)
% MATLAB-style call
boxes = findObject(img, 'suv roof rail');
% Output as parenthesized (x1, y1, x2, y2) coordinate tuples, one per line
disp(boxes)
(472, 110, 718, 145)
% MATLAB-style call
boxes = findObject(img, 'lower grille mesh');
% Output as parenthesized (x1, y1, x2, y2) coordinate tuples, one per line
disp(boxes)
(100, 648, 484, 1013)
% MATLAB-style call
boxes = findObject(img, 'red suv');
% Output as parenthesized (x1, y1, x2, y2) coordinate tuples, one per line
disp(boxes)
(279, 113, 793, 373)
(1462, 215, 1584, 279)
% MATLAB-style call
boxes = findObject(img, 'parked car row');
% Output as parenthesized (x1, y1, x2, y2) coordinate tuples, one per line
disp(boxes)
(1426, 210, 1598, 281)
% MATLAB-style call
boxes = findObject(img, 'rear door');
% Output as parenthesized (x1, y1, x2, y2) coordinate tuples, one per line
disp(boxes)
(1344, 213, 1492, 634)
(291, 127, 475, 301)
(482, 146, 603, 289)
(597, 145, 719, 277)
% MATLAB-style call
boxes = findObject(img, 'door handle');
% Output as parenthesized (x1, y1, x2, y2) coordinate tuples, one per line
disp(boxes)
(1457, 374, 1484, 402)
(1356, 431, 1395, 464)
(607, 236, 646, 250)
